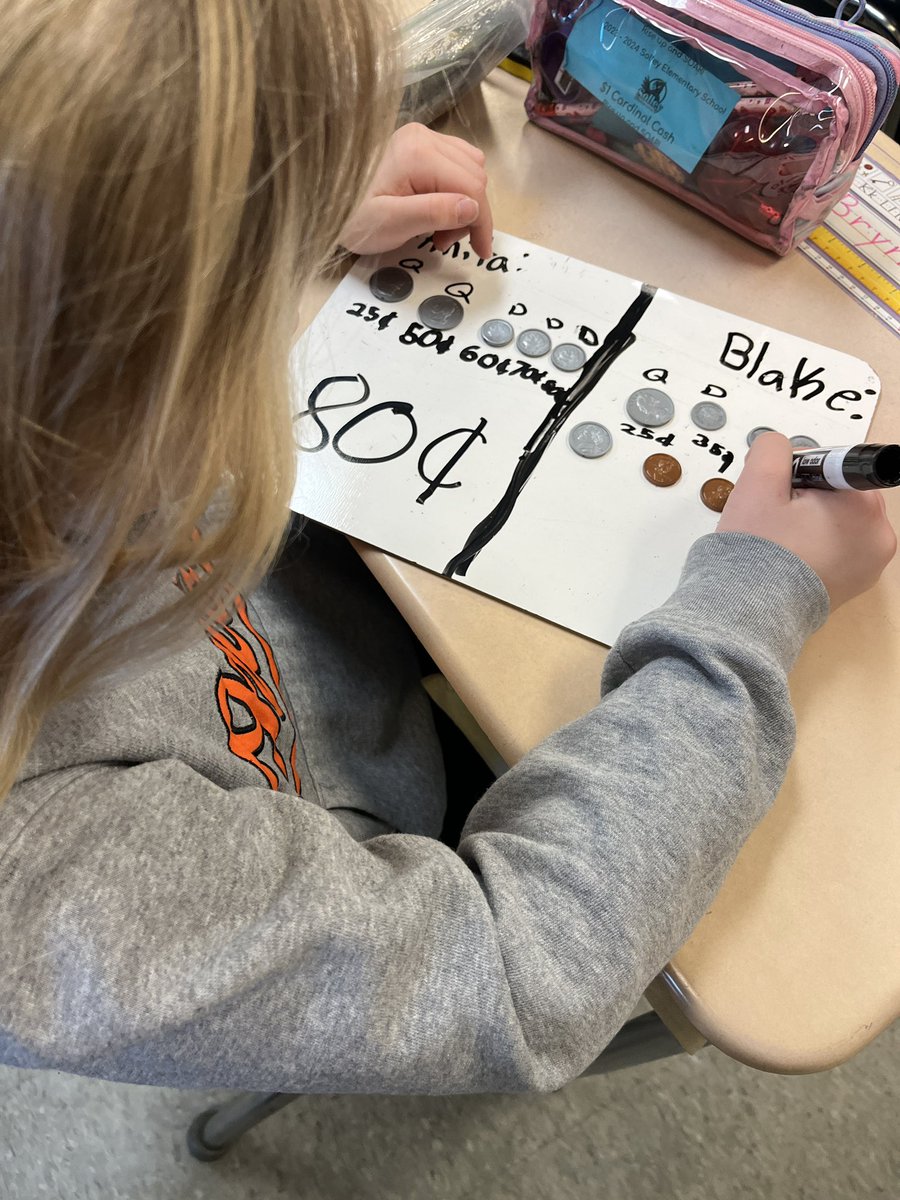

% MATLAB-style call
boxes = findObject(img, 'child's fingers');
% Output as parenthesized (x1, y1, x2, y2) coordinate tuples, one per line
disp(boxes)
(467, 192, 494, 259)
(416, 209, 492, 259)
(432, 140, 489, 188)
(373, 192, 481, 247)
(736, 431, 794, 503)
(409, 150, 487, 211)
(340, 126, 492, 255)
(397, 123, 485, 168)
(718, 433, 792, 531)
(437, 132, 487, 166)
(404, 147, 493, 257)
(432, 226, 468, 253)
(410, 125, 486, 169)
(422, 137, 491, 253)
(433, 219, 494, 258)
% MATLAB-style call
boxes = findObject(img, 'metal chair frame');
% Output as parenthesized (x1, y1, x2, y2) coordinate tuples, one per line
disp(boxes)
(186, 1010, 693, 1160)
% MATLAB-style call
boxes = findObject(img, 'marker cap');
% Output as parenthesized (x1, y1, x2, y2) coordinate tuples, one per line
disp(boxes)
(842, 444, 900, 490)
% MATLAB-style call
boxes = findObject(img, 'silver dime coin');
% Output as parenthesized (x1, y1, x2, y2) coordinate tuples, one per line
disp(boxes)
(790, 434, 820, 448)
(551, 343, 587, 373)
(516, 328, 552, 358)
(626, 387, 675, 428)
(369, 266, 413, 303)
(479, 318, 514, 347)
(418, 295, 464, 330)
(690, 401, 727, 431)
(747, 425, 776, 446)
(568, 422, 613, 459)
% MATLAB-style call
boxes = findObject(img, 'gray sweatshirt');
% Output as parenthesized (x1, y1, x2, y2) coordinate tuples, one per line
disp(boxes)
(0, 525, 827, 1093)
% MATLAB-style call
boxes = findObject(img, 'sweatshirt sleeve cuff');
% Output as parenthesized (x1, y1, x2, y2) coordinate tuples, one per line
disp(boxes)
(623, 531, 830, 671)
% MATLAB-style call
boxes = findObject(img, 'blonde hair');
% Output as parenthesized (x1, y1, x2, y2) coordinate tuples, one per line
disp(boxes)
(0, 0, 395, 798)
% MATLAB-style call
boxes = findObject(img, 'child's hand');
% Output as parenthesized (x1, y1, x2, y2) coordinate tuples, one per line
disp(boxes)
(718, 432, 897, 609)
(339, 124, 493, 259)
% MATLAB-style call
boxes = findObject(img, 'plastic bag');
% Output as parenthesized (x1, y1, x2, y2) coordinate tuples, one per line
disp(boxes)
(398, 0, 533, 125)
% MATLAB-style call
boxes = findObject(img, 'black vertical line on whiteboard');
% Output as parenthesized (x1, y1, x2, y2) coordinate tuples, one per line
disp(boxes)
(443, 284, 657, 579)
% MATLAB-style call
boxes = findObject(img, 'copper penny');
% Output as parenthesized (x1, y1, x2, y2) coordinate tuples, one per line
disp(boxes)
(700, 477, 734, 512)
(642, 453, 682, 487)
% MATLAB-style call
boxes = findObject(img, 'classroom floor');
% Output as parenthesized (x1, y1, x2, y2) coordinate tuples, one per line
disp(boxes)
(1, 1015, 896, 1199)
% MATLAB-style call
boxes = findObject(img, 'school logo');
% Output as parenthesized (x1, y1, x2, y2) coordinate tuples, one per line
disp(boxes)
(637, 77, 667, 112)
(175, 562, 301, 794)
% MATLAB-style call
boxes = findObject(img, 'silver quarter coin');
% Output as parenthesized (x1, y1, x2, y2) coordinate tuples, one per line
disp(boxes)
(418, 295, 464, 330)
(747, 425, 775, 446)
(790, 434, 820, 448)
(626, 387, 675, 428)
(479, 318, 514, 347)
(551, 343, 587, 373)
(516, 328, 552, 358)
(568, 421, 613, 459)
(369, 266, 413, 303)
(691, 401, 727, 431)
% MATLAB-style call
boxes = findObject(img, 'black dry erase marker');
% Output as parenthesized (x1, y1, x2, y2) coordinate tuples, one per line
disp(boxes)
(791, 444, 900, 491)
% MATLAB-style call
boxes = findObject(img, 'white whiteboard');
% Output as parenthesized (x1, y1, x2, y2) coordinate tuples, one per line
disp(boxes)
(290, 232, 879, 646)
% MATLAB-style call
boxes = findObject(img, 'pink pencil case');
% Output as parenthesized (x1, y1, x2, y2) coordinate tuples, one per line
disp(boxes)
(526, 0, 900, 254)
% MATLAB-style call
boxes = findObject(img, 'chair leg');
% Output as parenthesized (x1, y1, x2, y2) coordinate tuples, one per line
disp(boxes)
(186, 1014, 698, 1160)
(579, 1011, 698, 1077)
(187, 1091, 299, 1161)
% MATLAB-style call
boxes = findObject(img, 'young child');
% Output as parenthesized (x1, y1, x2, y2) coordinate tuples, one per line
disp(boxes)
(0, 1, 894, 1095)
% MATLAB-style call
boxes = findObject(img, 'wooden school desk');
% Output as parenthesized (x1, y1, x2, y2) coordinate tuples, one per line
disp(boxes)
(302, 68, 900, 1072)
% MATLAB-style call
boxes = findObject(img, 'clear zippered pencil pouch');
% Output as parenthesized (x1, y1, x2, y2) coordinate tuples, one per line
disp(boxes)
(525, 0, 900, 254)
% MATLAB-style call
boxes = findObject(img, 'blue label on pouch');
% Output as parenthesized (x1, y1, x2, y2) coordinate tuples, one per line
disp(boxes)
(563, 0, 738, 174)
